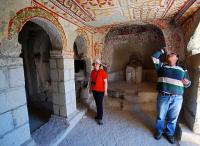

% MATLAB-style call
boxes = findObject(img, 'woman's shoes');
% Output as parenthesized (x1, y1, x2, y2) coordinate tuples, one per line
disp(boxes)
(98, 119, 103, 125)
(94, 116, 103, 125)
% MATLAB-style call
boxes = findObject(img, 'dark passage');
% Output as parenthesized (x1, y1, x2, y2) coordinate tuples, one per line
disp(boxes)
(19, 21, 53, 133)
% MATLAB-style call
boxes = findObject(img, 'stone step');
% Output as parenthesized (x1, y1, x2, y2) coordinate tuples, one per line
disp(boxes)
(137, 91, 157, 103)
(105, 97, 156, 113)
(108, 82, 157, 104)
(122, 101, 156, 113)
(122, 90, 157, 103)
(32, 109, 86, 146)
(108, 89, 129, 99)
(105, 97, 123, 109)
(124, 89, 138, 95)
(107, 82, 157, 113)
(108, 89, 157, 102)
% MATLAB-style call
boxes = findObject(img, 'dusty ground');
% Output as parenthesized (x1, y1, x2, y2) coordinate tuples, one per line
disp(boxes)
(59, 103, 199, 146)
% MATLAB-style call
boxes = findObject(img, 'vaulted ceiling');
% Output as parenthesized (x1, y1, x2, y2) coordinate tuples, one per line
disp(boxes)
(32, 0, 200, 28)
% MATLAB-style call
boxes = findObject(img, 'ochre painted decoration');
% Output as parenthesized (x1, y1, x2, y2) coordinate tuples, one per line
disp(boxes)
(94, 42, 103, 57)
(32, 0, 200, 28)
(8, 7, 67, 49)
(76, 0, 116, 17)
(76, 0, 114, 9)
(49, 0, 95, 21)
(32, 0, 96, 33)
(178, 1, 200, 23)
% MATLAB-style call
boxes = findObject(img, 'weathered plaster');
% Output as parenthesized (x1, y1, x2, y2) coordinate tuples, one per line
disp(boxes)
(162, 25, 185, 60)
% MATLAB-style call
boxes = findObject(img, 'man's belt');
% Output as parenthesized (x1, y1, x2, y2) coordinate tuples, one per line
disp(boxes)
(159, 91, 174, 96)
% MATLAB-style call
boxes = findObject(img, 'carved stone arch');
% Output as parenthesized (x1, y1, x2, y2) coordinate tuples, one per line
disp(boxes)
(73, 29, 92, 75)
(73, 29, 91, 58)
(75, 29, 90, 50)
(8, 7, 67, 50)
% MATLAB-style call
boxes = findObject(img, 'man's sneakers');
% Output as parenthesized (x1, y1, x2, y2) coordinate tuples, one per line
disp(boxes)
(154, 131, 162, 140)
(165, 135, 176, 144)
(154, 131, 176, 144)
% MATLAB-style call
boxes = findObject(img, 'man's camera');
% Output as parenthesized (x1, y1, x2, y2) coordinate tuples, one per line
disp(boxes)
(91, 81, 96, 86)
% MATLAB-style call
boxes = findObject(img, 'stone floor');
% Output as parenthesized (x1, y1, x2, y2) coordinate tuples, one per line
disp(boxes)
(28, 107, 51, 133)
(27, 101, 53, 133)
(59, 102, 199, 146)
(25, 82, 199, 146)
(59, 82, 199, 146)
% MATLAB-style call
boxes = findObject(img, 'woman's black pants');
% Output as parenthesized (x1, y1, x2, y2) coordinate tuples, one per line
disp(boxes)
(92, 91, 104, 120)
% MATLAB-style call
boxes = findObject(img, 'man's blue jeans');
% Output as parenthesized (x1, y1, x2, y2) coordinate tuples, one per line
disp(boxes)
(155, 93, 183, 136)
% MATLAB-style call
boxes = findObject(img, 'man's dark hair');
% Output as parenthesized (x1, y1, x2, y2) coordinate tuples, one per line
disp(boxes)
(166, 53, 179, 66)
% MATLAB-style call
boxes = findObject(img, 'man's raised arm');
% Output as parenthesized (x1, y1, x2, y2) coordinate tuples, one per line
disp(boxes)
(151, 48, 166, 72)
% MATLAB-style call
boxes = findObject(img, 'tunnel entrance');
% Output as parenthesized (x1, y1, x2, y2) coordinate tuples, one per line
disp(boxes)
(19, 21, 53, 133)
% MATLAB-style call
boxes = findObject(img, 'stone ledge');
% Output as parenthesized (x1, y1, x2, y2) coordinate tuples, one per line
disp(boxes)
(21, 138, 37, 146)
(32, 108, 86, 146)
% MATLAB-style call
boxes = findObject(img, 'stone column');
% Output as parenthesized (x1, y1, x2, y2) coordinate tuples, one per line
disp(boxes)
(183, 54, 200, 134)
(50, 50, 77, 117)
(0, 56, 31, 146)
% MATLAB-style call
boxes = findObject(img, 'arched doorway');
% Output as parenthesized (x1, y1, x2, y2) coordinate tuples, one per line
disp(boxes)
(1, 7, 77, 145)
(73, 35, 91, 105)
(103, 24, 166, 82)
(18, 21, 52, 133)
(18, 17, 64, 133)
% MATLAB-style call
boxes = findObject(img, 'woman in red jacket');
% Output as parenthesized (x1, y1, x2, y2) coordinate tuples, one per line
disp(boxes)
(90, 58, 108, 125)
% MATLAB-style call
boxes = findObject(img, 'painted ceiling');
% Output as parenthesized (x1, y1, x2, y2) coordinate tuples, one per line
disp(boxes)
(32, 0, 200, 28)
